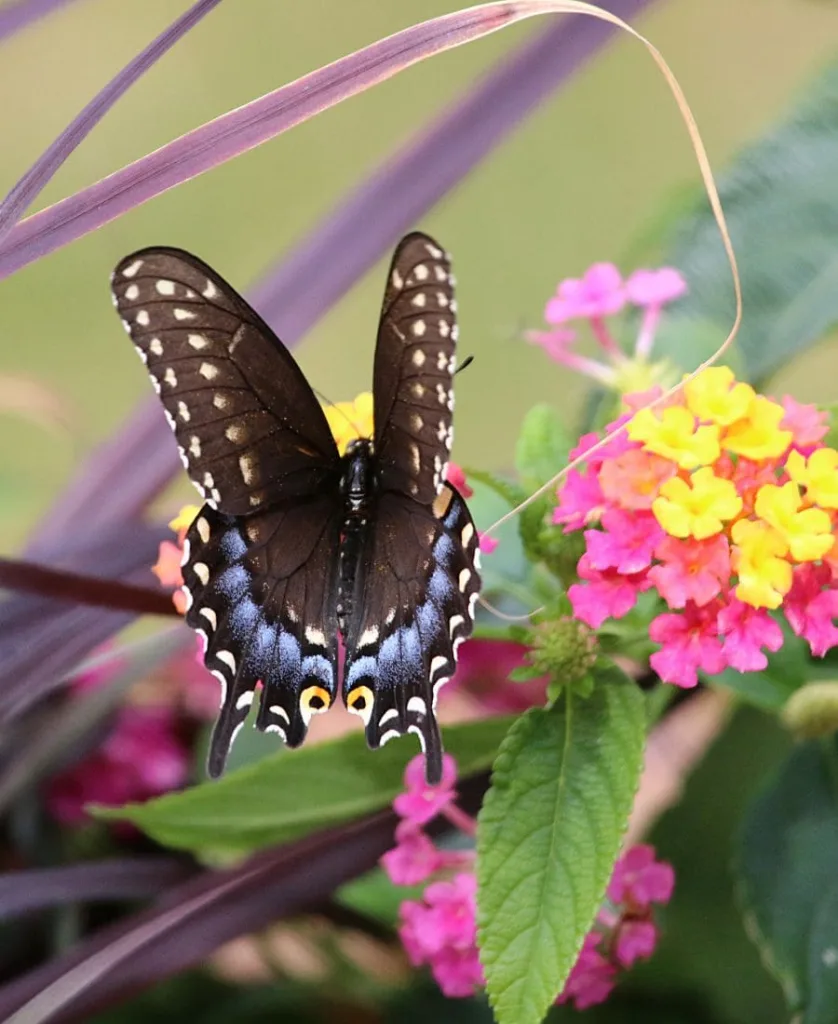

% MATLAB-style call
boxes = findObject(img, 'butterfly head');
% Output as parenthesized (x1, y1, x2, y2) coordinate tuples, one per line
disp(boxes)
(341, 438, 376, 514)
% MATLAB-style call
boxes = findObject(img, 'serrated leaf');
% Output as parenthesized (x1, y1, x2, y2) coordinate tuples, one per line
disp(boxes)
(98, 716, 513, 858)
(663, 58, 838, 382)
(476, 665, 645, 1024)
(736, 739, 838, 1019)
(514, 405, 570, 491)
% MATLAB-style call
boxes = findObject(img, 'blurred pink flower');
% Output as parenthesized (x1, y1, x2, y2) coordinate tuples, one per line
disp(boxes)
(381, 821, 444, 885)
(557, 933, 617, 1010)
(546, 263, 626, 323)
(445, 462, 473, 499)
(625, 267, 687, 308)
(607, 844, 675, 911)
(393, 754, 457, 825)
(452, 638, 547, 713)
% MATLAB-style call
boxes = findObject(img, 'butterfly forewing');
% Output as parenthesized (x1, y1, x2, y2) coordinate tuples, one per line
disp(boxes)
(372, 233, 458, 505)
(342, 484, 481, 785)
(112, 248, 339, 516)
(182, 499, 342, 777)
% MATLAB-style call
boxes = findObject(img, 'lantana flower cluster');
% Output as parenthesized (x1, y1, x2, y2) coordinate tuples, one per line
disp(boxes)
(555, 367, 836, 687)
(382, 754, 673, 1008)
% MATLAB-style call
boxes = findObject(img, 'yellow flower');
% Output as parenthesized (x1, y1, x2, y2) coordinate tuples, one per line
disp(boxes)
(785, 448, 838, 509)
(754, 481, 834, 562)
(684, 366, 755, 426)
(652, 467, 743, 539)
(324, 391, 374, 456)
(731, 518, 792, 609)
(168, 505, 200, 534)
(628, 406, 720, 470)
(724, 395, 792, 460)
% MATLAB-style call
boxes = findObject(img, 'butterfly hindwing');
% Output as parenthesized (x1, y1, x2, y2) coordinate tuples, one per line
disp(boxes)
(372, 233, 458, 505)
(112, 248, 339, 516)
(342, 484, 481, 784)
(181, 498, 342, 776)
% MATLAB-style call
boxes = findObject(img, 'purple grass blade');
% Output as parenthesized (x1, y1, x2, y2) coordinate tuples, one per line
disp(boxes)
(0, 859, 195, 922)
(251, 0, 657, 333)
(0, 0, 222, 246)
(0, 774, 488, 1023)
(0, 523, 167, 723)
(31, 0, 654, 547)
(0, 556, 178, 617)
(0, 0, 82, 42)
(1, 1, 586, 279)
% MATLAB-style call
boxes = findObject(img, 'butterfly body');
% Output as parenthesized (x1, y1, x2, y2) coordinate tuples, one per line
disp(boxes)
(112, 233, 480, 784)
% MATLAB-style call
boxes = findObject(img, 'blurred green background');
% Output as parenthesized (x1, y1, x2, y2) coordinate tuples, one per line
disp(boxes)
(1, 3, 837, 1020)
(1, 0, 837, 552)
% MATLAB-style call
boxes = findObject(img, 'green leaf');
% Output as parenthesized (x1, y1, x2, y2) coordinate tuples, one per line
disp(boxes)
(97, 716, 514, 858)
(476, 664, 646, 1024)
(663, 58, 838, 382)
(514, 405, 570, 491)
(736, 738, 838, 1019)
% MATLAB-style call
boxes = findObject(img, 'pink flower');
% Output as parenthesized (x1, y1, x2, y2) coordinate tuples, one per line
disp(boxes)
(47, 705, 188, 825)
(478, 531, 499, 554)
(429, 945, 485, 998)
(525, 326, 577, 362)
(585, 509, 665, 575)
(557, 934, 617, 1010)
(452, 639, 547, 713)
(614, 919, 658, 967)
(393, 753, 458, 825)
(607, 844, 675, 911)
(546, 263, 626, 323)
(569, 555, 651, 629)
(553, 468, 605, 531)
(717, 599, 784, 672)
(648, 535, 730, 609)
(785, 564, 838, 657)
(625, 268, 687, 308)
(381, 821, 444, 885)
(780, 395, 829, 455)
(649, 601, 726, 688)
(445, 462, 473, 499)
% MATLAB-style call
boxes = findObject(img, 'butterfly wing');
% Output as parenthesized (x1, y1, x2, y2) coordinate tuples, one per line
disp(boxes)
(342, 485, 481, 784)
(182, 498, 342, 777)
(372, 233, 458, 505)
(112, 247, 339, 515)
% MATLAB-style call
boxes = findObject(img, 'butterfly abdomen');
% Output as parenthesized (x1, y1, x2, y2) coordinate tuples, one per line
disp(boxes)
(337, 439, 376, 636)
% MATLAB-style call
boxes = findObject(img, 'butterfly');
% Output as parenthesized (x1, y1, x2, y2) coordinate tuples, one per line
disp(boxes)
(111, 232, 481, 784)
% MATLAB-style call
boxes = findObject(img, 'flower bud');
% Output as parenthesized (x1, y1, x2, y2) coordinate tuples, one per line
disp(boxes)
(781, 682, 838, 739)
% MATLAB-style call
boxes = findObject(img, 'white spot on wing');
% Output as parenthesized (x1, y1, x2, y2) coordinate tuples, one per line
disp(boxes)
(236, 691, 254, 710)
(173, 308, 196, 321)
(430, 655, 447, 678)
(149, 338, 163, 356)
(124, 283, 139, 301)
(193, 562, 210, 585)
(200, 607, 217, 630)
(305, 626, 327, 647)
(188, 334, 209, 350)
(379, 707, 399, 727)
(216, 650, 236, 673)
(199, 362, 218, 380)
(203, 279, 219, 299)
(358, 625, 379, 647)
(407, 696, 427, 716)
(269, 704, 290, 724)
(135, 310, 150, 327)
(458, 568, 471, 592)
(121, 259, 144, 278)
(155, 279, 176, 296)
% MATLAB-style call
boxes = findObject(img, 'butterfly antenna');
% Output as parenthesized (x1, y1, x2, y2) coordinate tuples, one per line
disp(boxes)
(455, 355, 474, 375)
(477, 594, 543, 623)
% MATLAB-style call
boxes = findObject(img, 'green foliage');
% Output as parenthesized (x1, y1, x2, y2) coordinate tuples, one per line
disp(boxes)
(476, 664, 646, 1024)
(663, 58, 838, 383)
(98, 716, 513, 858)
(736, 739, 838, 1021)
(513, 405, 571, 569)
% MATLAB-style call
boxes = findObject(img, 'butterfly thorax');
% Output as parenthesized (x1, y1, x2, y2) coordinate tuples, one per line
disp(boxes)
(337, 438, 376, 636)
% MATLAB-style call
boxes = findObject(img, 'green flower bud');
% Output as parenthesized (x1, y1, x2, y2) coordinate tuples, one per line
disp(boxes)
(781, 682, 838, 739)
(527, 616, 598, 696)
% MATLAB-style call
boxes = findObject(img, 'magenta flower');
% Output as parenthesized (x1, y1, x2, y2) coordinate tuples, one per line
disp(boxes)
(569, 555, 652, 629)
(607, 844, 676, 911)
(556, 933, 617, 1010)
(780, 395, 830, 455)
(553, 467, 605, 531)
(478, 531, 499, 554)
(585, 508, 665, 575)
(614, 919, 659, 967)
(428, 945, 485, 998)
(649, 535, 731, 609)
(445, 461, 474, 499)
(624, 267, 687, 308)
(717, 598, 784, 672)
(452, 638, 547, 713)
(47, 705, 188, 825)
(785, 564, 838, 657)
(545, 262, 626, 323)
(380, 821, 444, 885)
(393, 753, 458, 825)
(649, 601, 726, 688)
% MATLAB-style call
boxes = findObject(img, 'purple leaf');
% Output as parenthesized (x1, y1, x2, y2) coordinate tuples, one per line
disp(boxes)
(0, 774, 488, 1023)
(0, 859, 195, 922)
(0, 556, 178, 617)
(0, 0, 83, 43)
(0, 0, 222, 246)
(0, 1, 647, 280)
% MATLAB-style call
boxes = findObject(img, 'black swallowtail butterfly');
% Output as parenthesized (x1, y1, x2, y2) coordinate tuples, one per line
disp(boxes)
(112, 233, 481, 784)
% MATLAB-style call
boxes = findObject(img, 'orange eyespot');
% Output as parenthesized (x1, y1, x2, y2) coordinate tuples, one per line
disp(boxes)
(346, 685, 374, 725)
(300, 685, 332, 724)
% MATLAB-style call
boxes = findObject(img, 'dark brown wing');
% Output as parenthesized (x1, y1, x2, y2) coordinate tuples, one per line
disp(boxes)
(112, 247, 339, 516)
(181, 498, 342, 777)
(341, 485, 481, 784)
(372, 233, 458, 505)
